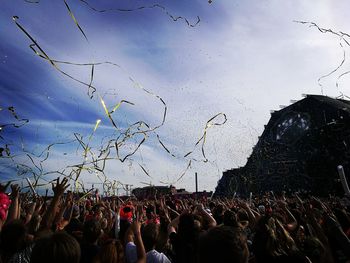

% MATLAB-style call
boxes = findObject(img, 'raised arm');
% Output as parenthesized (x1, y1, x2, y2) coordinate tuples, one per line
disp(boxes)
(24, 198, 37, 225)
(239, 200, 258, 227)
(168, 213, 180, 235)
(40, 177, 69, 230)
(195, 204, 217, 229)
(278, 200, 297, 232)
(54, 191, 73, 229)
(6, 184, 20, 224)
(125, 205, 146, 263)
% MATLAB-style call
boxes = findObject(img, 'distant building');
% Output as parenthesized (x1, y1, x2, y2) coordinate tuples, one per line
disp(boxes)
(214, 95, 350, 197)
(132, 185, 176, 199)
(192, 190, 213, 199)
(173, 188, 213, 199)
(132, 185, 212, 199)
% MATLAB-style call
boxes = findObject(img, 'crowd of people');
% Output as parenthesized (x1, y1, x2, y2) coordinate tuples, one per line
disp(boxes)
(0, 177, 350, 263)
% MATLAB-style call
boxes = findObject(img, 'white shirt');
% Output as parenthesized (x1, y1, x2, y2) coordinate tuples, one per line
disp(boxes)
(146, 249, 171, 263)
(125, 242, 171, 263)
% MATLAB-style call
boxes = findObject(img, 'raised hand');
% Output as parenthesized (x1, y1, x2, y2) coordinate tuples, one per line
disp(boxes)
(131, 216, 142, 235)
(10, 184, 20, 198)
(131, 205, 146, 263)
(35, 198, 44, 214)
(52, 177, 70, 196)
(136, 205, 144, 221)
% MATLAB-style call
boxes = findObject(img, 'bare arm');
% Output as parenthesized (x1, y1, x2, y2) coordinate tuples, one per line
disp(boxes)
(133, 222, 146, 263)
(167, 205, 180, 218)
(278, 201, 297, 232)
(240, 201, 257, 227)
(168, 214, 180, 235)
(24, 200, 36, 225)
(40, 177, 69, 230)
(125, 205, 146, 263)
(195, 204, 217, 229)
(6, 184, 20, 224)
(305, 208, 334, 263)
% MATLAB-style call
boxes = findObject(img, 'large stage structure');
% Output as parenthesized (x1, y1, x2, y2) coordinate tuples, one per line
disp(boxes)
(214, 95, 350, 197)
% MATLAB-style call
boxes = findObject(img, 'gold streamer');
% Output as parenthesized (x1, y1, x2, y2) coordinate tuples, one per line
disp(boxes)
(79, 1, 200, 27)
(63, 0, 89, 42)
(10, 11, 227, 190)
(184, 113, 227, 162)
(295, 20, 350, 95)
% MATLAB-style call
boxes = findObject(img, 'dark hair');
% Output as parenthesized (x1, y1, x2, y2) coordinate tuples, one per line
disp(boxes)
(178, 213, 199, 242)
(0, 220, 27, 262)
(94, 239, 125, 263)
(83, 219, 102, 244)
(198, 226, 249, 263)
(122, 207, 131, 213)
(30, 232, 81, 263)
(142, 223, 160, 252)
(223, 210, 239, 227)
(213, 204, 224, 225)
(237, 209, 249, 222)
(172, 212, 201, 263)
(214, 204, 224, 215)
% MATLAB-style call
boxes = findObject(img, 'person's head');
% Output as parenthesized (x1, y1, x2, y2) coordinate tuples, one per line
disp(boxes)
(0, 220, 27, 260)
(198, 226, 249, 263)
(30, 232, 80, 263)
(258, 205, 266, 214)
(145, 206, 154, 220)
(83, 219, 102, 244)
(212, 204, 225, 224)
(101, 218, 108, 230)
(142, 223, 160, 252)
(178, 212, 200, 242)
(223, 210, 239, 227)
(118, 219, 130, 242)
(72, 205, 80, 219)
(120, 206, 133, 221)
(94, 239, 124, 263)
(237, 209, 249, 227)
(237, 209, 249, 221)
(213, 204, 224, 215)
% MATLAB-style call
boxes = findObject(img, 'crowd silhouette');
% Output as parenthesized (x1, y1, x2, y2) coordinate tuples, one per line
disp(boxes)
(0, 178, 350, 263)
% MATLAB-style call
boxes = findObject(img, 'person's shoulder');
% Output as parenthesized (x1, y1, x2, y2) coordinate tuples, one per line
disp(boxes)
(126, 241, 136, 249)
(125, 242, 137, 263)
(146, 250, 171, 263)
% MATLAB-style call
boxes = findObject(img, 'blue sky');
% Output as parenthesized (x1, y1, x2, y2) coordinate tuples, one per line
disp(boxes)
(1, 0, 350, 194)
